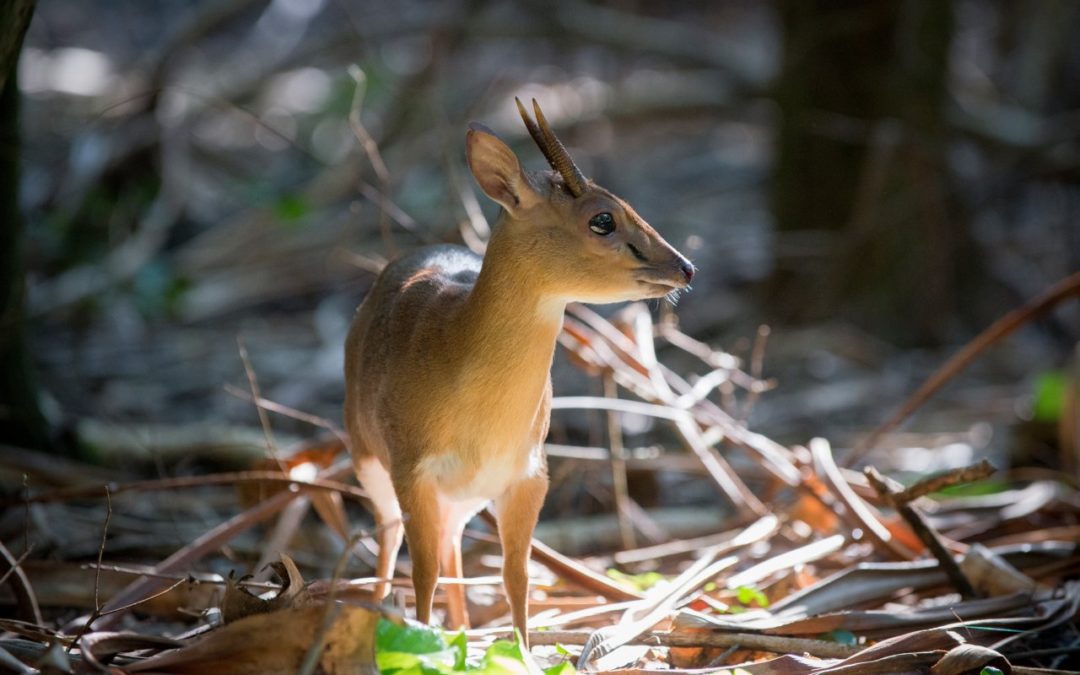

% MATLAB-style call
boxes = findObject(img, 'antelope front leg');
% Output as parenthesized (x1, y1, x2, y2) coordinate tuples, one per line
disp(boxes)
(398, 478, 443, 625)
(439, 502, 472, 629)
(493, 475, 548, 648)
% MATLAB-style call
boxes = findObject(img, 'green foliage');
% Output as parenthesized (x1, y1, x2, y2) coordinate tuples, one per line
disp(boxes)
(449, 631, 468, 671)
(734, 585, 769, 608)
(935, 480, 1008, 498)
(376, 619, 457, 674)
(980, 668, 1004, 675)
(606, 568, 666, 592)
(1033, 371, 1066, 422)
(132, 260, 190, 318)
(821, 629, 857, 645)
(375, 619, 576, 674)
(273, 193, 310, 225)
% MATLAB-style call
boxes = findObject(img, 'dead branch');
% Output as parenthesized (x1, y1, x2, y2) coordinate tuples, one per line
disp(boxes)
(848, 270, 1080, 467)
(18, 469, 365, 505)
(0, 541, 41, 625)
(499, 628, 859, 659)
(866, 466, 978, 599)
(896, 459, 996, 503)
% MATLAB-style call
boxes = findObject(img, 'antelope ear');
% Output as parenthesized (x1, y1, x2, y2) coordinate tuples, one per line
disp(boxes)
(466, 123, 540, 216)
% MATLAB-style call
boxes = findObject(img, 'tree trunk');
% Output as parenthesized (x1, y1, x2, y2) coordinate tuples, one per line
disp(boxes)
(769, 0, 962, 346)
(0, 0, 50, 450)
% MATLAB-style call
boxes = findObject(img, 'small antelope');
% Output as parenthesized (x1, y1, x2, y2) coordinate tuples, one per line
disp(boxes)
(344, 99, 693, 643)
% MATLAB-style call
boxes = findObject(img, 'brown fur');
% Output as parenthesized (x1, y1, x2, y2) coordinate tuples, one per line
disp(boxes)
(344, 120, 692, 645)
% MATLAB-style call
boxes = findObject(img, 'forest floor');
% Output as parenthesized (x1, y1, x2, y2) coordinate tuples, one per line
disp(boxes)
(3, 289, 1080, 672)
(5, 1, 1080, 672)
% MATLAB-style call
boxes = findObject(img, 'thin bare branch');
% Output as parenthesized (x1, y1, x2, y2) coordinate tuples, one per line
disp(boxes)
(896, 459, 996, 503)
(223, 383, 349, 444)
(237, 336, 284, 471)
(738, 324, 770, 423)
(94, 490, 298, 629)
(94, 487, 112, 613)
(866, 466, 978, 599)
(604, 374, 637, 551)
(20, 469, 365, 504)
(847, 270, 1080, 467)
(497, 628, 859, 659)
(0, 541, 41, 626)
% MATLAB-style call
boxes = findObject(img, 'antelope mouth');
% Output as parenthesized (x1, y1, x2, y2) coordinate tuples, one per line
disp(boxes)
(637, 279, 681, 298)
(637, 270, 688, 288)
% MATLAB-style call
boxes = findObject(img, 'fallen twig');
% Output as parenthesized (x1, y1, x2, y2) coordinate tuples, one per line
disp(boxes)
(895, 458, 996, 503)
(487, 628, 859, 659)
(18, 469, 365, 505)
(811, 438, 918, 560)
(93, 490, 299, 629)
(237, 336, 285, 471)
(0, 542, 41, 626)
(865, 466, 978, 599)
(223, 384, 349, 445)
(478, 509, 641, 602)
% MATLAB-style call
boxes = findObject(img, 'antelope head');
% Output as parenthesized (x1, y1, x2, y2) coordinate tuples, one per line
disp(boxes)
(466, 98, 694, 305)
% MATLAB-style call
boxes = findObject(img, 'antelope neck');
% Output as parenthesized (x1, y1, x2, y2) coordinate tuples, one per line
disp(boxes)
(456, 229, 566, 389)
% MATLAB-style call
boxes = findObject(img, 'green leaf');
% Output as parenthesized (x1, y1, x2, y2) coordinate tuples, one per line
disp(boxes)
(606, 569, 667, 592)
(980, 668, 1004, 675)
(376, 619, 456, 674)
(822, 629, 857, 645)
(484, 639, 524, 662)
(375, 619, 572, 673)
(1033, 371, 1066, 422)
(735, 585, 769, 608)
(555, 643, 572, 657)
(376, 649, 456, 674)
(377, 618, 448, 654)
(937, 480, 1008, 497)
(471, 638, 529, 675)
(449, 631, 468, 671)
(273, 193, 309, 225)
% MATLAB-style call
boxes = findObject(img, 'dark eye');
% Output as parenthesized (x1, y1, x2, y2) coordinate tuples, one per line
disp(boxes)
(588, 212, 615, 236)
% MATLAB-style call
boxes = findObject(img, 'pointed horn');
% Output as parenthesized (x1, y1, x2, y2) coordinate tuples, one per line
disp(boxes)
(516, 96, 544, 154)
(515, 97, 587, 197)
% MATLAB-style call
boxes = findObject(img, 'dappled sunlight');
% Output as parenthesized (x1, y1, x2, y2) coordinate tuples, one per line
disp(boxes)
(3, 1, 1079, 672)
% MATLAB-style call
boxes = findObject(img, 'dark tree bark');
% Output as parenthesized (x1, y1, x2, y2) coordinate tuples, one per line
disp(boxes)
(0, 0, 50, 450)
(769, 0, 963, 345)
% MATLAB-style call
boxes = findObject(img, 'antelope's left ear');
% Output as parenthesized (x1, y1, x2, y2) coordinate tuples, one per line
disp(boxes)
(466, 123, 541, 216)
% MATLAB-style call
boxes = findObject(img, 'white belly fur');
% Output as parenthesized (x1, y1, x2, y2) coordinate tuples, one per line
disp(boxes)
(419, 443, 543, 502)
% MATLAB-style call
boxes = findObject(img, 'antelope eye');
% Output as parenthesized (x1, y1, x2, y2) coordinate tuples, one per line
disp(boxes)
(588, 212, 615, 236)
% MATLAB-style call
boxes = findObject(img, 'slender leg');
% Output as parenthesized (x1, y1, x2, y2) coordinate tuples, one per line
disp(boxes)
(440, 505, 471, 629)
(398, 478, 442, 625)
(354, 458, 403, 602)
(493, 476, 548, 647)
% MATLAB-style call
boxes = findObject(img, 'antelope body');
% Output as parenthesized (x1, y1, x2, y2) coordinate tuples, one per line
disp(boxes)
(344, 100, 693, 643)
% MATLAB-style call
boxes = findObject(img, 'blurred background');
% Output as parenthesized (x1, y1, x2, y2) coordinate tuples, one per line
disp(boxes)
(3, 0, 1079, 504)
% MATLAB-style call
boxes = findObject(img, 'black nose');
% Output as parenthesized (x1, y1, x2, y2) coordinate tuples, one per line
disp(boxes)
(679, 260, 695, 283)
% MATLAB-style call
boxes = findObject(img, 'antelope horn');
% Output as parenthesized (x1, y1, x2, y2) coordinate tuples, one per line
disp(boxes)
(515, 97, 587, 197)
